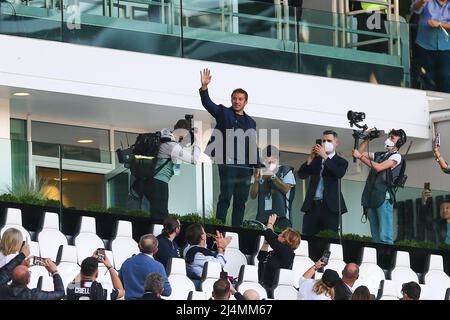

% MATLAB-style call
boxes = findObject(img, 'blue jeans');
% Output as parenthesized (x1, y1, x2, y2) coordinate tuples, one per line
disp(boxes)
(446, 223, 450, 245)
(368, 199, 394, 244)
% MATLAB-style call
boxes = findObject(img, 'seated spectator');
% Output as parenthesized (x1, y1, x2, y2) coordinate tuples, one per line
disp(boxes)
(140, 272, 165, 300)
(0, 228, 23, 268)
(297, 260, 340, 300)
(154, 216, 181, 269)
(0, 244, 30, 286)
(184, 224, 231, 283)
(243, 289, 260, 300)
(0, 258, 64, 300)
(258, 214, 300, 288)
(211, 278, 244, 300)
(334, 263, 360, 300)
(119, 234, 171, 299)
(66, 253, 124, 300)
(401, 281, 421, 300)
(351, 285, 372, 300)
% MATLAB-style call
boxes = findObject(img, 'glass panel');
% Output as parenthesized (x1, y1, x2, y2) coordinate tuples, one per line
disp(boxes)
(31, 121, 111, 163)
(10, 119, 29, 191)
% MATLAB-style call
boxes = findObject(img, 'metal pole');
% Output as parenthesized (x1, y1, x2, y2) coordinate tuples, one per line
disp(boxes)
(201, 162, 206, 225)
(58, 144, 64, 231)
(338, 178, 343, 243)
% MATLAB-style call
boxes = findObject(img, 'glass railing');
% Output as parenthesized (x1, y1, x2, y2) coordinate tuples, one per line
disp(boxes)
(4, 0, 443, 92)
(1, 137, 449, 247)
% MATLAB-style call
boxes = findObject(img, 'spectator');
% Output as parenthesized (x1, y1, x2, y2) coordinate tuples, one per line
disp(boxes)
(352, 285, 372, 300)
(258, 214, 300, 288)
(211, 278, 244, 300)
(298, 261, 340, 300)
(298, 130, 348, 235)
(154, 216, 181, 269)
(130, 119, 201, 218)
(401, 281, 421, 300)
(411, 0, 450, 93)
(199, 68, 259, 227)
(0, 244, 29, 286)
(353, 129, 407, 244)
(250, 145, 296, 229)
(243, 289, 260, 300)
(66, 254, 124, 300)
(184, 223, 231, 286)
(334, 263, 360, 300)
(0, 258, 64, 300)
(119, 234, 171, 299)
(0, 228, 23, 268)
(140, 272, 165, 300)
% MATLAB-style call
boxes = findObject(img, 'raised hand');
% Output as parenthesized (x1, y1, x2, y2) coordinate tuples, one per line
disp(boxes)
(200, 68, 212, 90)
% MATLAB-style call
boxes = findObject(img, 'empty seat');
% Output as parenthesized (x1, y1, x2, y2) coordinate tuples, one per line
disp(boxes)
(56, 245, 80, 291)
(74, 216, 105, 264)
(355, 247, 385, 295)
(419, 284, 434, 300)
(272, 268, 298, 300)
(37, 212, 68, 261)
(111, 220, 139, 270)
(29, 241, 40, 257)
(166, 257, 196, 300)
(292, 240, 314, 289)
(236, 265, 268, 300)
(390, 251, 419, 284)
(378, 280, 400, 300)
(200, 261, 222, 299)
(0, 208, 31, 243)
(188, 291, 207, 300)
(151, 224, 163, 237)
(223, 232, 247, 279)
(323, 243, 346, 274)
(423, 254, 450, 300)
(28, 265, 54, 291)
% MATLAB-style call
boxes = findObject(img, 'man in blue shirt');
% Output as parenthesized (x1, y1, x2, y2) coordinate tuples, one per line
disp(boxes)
(412, 0, 450, 93)
(119, 234, 171, 299)
(154, 216, 181, 269)
(199, 68, 259, 227)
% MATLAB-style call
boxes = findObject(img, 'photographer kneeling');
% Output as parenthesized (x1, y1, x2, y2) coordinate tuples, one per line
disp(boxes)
(352, 129, 407, 245)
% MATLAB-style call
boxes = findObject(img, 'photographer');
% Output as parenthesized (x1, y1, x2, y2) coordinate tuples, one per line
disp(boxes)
(352, 128, 407, 244)
(131, 119, 201, 219)
(432, 141, 450, 174)
(298, 130, 348, 235)
(250, 145, 296, 229)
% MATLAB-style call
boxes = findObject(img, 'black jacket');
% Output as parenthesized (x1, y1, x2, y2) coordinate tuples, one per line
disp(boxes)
(0, 252, 26, 286)
(0, 273, 65, 300)
(334, 281, 353, 300)
(257, 229, 294, 288)
(298, 154, 348, 214)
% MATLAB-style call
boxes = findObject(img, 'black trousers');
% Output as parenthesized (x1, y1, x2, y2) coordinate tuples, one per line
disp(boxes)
(216, 164, 252, 227)
(302, 200, 339, 236)
(131, 178, 169, 219)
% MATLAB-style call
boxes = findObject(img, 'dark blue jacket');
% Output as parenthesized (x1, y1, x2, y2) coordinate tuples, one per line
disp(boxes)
(119, 253, 171, 299)
(199, 89, 259, 166)
(154, 234, 181, 270)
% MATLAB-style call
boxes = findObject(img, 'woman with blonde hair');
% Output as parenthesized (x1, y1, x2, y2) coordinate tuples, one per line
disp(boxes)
(0, 228, 24, 268)
(258, 214, 301, 288)
(297, 259, 341, 300)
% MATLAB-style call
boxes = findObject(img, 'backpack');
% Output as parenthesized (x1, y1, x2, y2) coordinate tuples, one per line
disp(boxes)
(390, 157, 407, 192)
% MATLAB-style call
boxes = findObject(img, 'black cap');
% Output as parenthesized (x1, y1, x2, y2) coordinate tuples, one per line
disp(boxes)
(402, 282, 421, 300)
(321, 269, 341, 288)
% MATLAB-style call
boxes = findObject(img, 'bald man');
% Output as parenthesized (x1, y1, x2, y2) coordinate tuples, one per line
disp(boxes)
(0, 258, 65, 300)
(119, 234, 172, 299)
(334, 263, 360, 300)
(243, 289, 260, 300)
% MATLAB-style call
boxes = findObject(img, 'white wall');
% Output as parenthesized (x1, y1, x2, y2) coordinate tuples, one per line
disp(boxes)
(0, 98, 12, 191)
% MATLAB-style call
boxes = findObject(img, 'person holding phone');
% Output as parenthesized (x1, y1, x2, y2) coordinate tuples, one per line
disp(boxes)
(432, 136, 450, 174)
(298, 130, 348, 235)
(297, 260, 341, 300)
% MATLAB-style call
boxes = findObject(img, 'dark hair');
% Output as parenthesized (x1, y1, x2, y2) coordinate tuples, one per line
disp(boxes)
(262, 145, 279, 159)
(81, 257, 99, 277)
(323, 130, 338, 138)
(352, 286, 371, 300)
(144, 272, 164, 295)
(185, 223, 204, 246)
(402, 281, 421, 300)
(213, 278, 230, 300)
(174, 119, 191, 131)
(162, 216, 180, 237)
(388, 128, 407, 149)
(231, 88, 248, 101)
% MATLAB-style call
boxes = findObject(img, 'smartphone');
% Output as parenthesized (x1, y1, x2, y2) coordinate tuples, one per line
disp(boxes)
(96, 248, 105, 262)
(33, 256, 47, 266)
(320, 250, 331, 264)
(315, 139, 322, 146)
(435, 133, 440, 147)
(220, 271, 228, 280)
(424, 182, 430, 190)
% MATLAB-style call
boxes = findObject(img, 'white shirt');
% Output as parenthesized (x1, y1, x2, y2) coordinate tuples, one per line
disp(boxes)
(0, 252, 18, 268)
(297, 277, 332, 300)
(264, 168, 297, 217)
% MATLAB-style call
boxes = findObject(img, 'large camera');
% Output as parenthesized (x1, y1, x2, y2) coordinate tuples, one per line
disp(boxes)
(347, 110, 381, 162)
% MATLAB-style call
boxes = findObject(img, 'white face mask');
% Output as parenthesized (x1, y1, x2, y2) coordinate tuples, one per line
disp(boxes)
(385, 139, 395, 149)
(268, 163, 277, 171)
(324, 141, 335, 154)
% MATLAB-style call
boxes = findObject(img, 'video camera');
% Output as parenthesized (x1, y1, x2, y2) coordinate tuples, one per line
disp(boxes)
(347, 110, 381, 162)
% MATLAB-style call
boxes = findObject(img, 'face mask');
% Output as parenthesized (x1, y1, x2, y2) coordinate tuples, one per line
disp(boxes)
(385, 139, 395, 149)
(268, 163, 277, 171)
(324, 141, 334, 154)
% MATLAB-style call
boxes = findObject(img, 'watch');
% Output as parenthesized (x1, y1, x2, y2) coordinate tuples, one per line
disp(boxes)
(270, 174, 276, 180)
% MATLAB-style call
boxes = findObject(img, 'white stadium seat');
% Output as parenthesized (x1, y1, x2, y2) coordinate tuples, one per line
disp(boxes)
(273, 268, 298, 300)
(200, 261, 222, 299)
(56, 245, 80, 291)
(236, 265, 267, 299)
(390, 251, 419, 284)
(37, 212, 68, 261)
(355, 247, 385, 295)
(378, 280, 400, 300)
(323, 243, 346, 274)
(166, 258, 196, 300)
(223, 232, 247, 279)
(423, 254, 450, 300)
(111, 220, 139, 270)
(0, 208, 31, 243)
